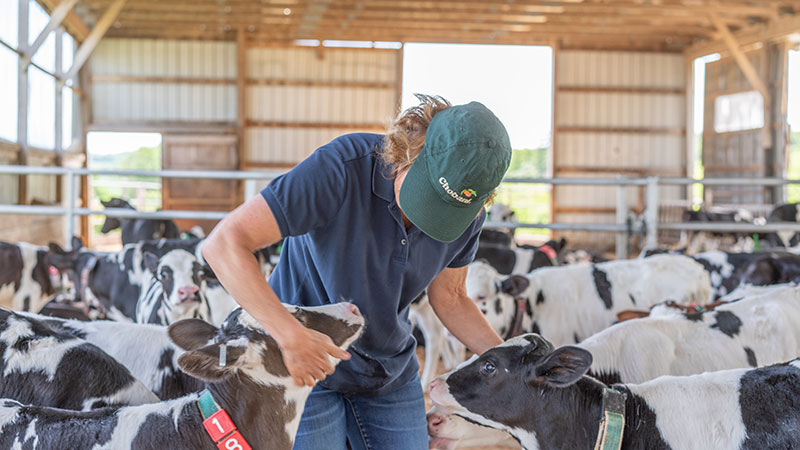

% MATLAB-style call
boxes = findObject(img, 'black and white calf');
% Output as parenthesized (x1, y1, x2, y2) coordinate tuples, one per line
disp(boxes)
(429, 286, 800, 449)
(739, 253, 800, 286)
(0, 303, 365, 450)
(680, 208, 757, 254)
(100, 197, 181, 245)
(475, 239, 565, 275)
(430, 334, 800, 450)
(135, 250, 207, 325)
(409, 293, 463, 389)
(19, 313, 203, 400)
(0, 241, 54, 312)
(765, 202, 800, 247)
(465, 254, 710, 346)
(47, 237, 204, 321)
(0, 308, 158, 410)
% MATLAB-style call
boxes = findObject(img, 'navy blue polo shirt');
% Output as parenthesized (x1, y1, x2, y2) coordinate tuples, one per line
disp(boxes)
(261, 132, 484, 396)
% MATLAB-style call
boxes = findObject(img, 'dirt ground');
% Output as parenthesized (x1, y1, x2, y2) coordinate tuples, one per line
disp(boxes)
(417, 347, 517, 450)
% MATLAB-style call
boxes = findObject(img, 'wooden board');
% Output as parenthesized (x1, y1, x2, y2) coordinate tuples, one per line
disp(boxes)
(161, 134, 239, 234)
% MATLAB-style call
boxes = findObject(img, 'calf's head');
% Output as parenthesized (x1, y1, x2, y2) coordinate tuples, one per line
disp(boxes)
(100, 198, 135, 233)
(168, 303, 365, 385)
(466, 260, 530, 303)
(144, 249, 208, 321)
(429, 333, 593, 449)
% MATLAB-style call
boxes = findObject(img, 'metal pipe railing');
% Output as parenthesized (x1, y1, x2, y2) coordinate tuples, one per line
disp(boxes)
(4, 165, 800, 254)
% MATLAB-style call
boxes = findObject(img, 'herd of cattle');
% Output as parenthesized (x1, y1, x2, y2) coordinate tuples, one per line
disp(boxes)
(0, 199, 800, 448)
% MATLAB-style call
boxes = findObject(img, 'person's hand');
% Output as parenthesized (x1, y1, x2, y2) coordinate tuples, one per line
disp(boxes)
(271, 320, 351, 387)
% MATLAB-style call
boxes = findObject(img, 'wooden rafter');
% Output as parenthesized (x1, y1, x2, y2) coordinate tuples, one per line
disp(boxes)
(63, 0, 127, 82)
(708, 12, 771, 103)
(26, 0, 79, 62)
(67, 0, 799, 50)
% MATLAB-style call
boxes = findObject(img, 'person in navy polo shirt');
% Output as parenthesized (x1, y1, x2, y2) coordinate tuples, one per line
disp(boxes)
(203, 95, 512, 450)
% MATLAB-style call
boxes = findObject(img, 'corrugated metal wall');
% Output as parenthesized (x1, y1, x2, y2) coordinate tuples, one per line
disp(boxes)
(91, 39, 237, 122)
(554, 50, 687, 250)
(90, 40, 401, 169)
(245, 46, 399, 166)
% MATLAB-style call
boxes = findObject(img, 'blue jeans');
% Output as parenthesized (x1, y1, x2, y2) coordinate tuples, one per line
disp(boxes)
(293, 374, 429, 450)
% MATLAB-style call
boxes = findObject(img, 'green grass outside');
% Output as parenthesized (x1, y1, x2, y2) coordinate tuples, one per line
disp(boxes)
(787, 132, 800, 202)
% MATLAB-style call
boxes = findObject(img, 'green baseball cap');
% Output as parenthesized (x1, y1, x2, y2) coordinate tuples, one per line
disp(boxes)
(398, 101, 512, 243)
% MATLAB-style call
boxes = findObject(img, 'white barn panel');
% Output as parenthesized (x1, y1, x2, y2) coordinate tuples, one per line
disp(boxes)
(245, 46, 400, 166)
(91, 39, 237, 123)
(559, 51, 684, 88)
(554, 50, 686, 251)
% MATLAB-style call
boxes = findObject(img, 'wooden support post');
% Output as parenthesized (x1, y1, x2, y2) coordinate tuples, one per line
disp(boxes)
(395, 44, 404, 113)
(63, 0, 127, 82)
(24, 0, 78, 64)
(684, 53, 695, 202)
(79, 61, 92, 244)
(17, 0, 29, 205)
(236, 27, 246, 197)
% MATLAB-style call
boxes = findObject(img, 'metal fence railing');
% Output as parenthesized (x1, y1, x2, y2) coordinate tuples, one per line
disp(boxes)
(4, 165, 800, 258)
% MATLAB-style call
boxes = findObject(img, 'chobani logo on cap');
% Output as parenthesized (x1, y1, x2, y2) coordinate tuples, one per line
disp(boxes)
(439, 177, 474, 204)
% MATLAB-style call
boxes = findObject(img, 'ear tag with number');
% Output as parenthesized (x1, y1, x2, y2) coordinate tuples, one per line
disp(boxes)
(218, 344, 227, 367)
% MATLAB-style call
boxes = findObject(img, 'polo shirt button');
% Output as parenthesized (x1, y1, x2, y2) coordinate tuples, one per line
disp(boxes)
(401, 239, 407, 246)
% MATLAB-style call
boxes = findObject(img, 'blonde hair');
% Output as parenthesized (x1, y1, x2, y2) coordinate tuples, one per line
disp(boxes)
(381, 93, 496, 206)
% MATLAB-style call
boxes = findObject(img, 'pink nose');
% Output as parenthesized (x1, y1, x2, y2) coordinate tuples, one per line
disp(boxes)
(427, 410, 446, 434)
(346, 303, 361, 317)
(178, 285, 199, 300)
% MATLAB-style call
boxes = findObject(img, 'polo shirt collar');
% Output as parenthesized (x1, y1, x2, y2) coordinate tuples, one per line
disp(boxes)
(372, 156, 396, 203)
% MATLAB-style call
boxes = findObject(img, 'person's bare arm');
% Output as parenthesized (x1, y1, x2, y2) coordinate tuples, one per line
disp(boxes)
(427, 265, 502, 355)
(202, 195, 349, 386)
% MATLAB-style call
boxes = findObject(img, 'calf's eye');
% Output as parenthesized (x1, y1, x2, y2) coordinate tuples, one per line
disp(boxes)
(480, 361, 497, 375)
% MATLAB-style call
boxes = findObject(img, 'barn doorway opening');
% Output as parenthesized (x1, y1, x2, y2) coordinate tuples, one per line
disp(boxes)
(85, 131, 162, 250)
(787, 49, 800, 202)
(401, 43, 554, 244)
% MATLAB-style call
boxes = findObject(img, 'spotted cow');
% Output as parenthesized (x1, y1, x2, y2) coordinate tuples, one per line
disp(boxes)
(0, 308, 158, 410)
(0, 303, 364, 450)
(134, 250, 207, 325)
(0, 241, 55, 313)
(429, 334, 800, 450)
(100, 198, 181, 245)
(429, 285, 800, 449)
(465, 254, 710, 346)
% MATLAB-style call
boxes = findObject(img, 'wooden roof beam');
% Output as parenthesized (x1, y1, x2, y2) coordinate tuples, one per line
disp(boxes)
(686, 10, 800, 58)
(63, 0, 127, 82)
(25, 0, 79, 65)
(36, 0, 89, 40)
(707, 12, 771, 104)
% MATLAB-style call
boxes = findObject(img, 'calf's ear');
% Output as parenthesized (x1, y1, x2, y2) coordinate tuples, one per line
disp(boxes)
(71, 236, 84, 251)
(144, 252, 160, 274)
(178, 343, 246, 382)
(169, 318, 219, 350)
(501, 275, 529, 296)
(529, 346, 592, 388)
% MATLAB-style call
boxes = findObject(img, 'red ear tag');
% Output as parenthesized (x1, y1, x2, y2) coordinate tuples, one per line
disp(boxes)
(216, 430, 252, 450)
(203, 409, 236, 442)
